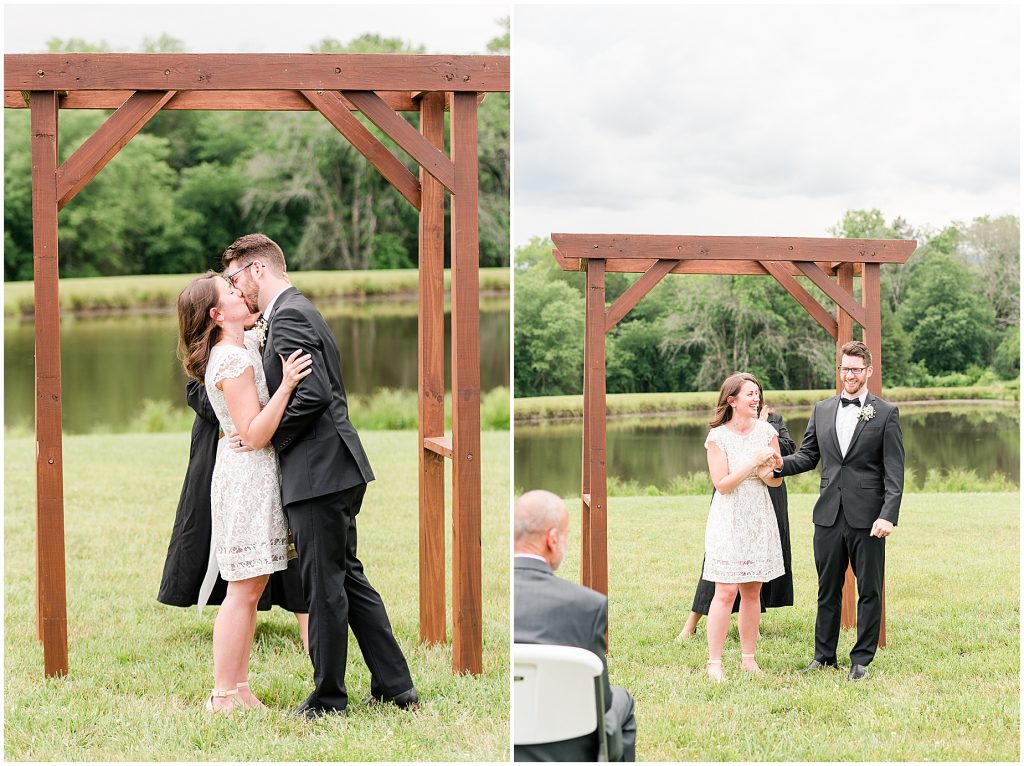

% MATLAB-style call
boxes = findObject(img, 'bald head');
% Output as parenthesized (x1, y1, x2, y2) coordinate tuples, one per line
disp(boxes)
(515, 490, 570, 570)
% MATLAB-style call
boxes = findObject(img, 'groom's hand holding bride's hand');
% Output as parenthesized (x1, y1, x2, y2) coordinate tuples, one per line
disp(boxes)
(870, 518, 894, 538)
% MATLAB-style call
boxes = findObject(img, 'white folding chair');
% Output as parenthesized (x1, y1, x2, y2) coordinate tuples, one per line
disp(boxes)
(513, 643, 609, 762)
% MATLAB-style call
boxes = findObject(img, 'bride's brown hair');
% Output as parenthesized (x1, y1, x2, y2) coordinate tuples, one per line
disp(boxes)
(177, 272, 222, 381)
(708, 372, 764, 428)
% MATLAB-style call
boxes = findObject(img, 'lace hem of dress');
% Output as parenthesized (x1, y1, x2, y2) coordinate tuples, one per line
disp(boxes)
(218, 539, 289, 581)
(704, 556, 785, 583)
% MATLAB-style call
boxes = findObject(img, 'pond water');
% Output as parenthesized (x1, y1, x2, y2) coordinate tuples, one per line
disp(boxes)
(5, 296, 509, 433)
(514, 403, 1020, 496)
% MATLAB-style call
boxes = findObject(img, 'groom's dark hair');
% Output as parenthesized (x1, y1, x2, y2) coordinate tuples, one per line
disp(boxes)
(839, 340, 872, 366)
(221, 233, 286, 275)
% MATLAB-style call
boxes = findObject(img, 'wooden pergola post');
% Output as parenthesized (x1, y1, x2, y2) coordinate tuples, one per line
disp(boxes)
(6, 53, 508, 679)
(449, 92, 483, 674)
(417, 91, 447, 647)
(31, 90, 69, 677)
(552, 234, 915, 652)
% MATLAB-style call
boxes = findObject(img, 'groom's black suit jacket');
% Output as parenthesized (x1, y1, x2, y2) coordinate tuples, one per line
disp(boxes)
(779, 392, 904, 528)
(262, 286, 373, 504)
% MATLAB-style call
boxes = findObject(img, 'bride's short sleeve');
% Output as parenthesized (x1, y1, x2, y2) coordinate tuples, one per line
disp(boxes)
(758, 418, 776, 446)
(704, 427, 723, 451)
(210, 348, 253, 387)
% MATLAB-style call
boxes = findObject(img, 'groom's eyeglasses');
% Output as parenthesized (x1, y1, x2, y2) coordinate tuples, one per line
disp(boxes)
(224, 261, 257, 287)
(837, 366, 867, 376)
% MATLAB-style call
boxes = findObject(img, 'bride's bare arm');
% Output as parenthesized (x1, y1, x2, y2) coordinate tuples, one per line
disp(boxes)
(220, 350, 312, 450)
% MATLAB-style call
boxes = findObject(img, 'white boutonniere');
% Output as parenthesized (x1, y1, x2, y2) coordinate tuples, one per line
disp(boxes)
(252, 317, 268, 350)
(857, 404, 876, 422)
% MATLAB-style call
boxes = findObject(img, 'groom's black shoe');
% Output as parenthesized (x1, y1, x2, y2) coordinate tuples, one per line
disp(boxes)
(848, 664, 869, 681)
(365, 687, 419, 711)
(293, 701, 346, 720)
(798, 659, 838, 674)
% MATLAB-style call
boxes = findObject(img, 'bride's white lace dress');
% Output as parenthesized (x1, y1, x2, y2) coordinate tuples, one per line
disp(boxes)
(203, 331, 289, 583)
(702, 419, 785, 583)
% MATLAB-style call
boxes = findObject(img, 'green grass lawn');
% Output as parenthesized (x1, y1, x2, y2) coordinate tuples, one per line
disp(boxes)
(5, 431, 509, 761)
(555, 493, 1019, 761)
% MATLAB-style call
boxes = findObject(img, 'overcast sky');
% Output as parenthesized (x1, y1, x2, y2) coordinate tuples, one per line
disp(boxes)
(3, 3, 507, 54)
(514, 4, 1020, 245)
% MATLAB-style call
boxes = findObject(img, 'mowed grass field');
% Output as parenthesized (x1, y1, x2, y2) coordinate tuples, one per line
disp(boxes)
(5, 431, 510, 761)
(554, 492, 1019, 761)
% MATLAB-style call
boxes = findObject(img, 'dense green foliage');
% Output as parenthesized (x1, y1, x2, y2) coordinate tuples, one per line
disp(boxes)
(4, 28, 509, 279)
(514, 211, 1019, 396)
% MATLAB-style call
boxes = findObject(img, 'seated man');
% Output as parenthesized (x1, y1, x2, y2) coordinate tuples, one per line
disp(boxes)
(514, 490, 637, 762)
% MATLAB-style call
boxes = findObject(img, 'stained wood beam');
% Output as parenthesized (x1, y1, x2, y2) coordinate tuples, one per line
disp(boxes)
(551, 234, 916, 264)
(760, 260, 839, 340)
(794, 261, 869, 328)
(6, 54, 510, 93)
(6, 89, 425, 112)
(554, 252, 806, 277)
(449, 91, 482, 676)
(31, 91, 69, 678)
(343, 90, 457, 192)
(604, 259, 676, 332)
(417, 90, 447, 649)
(423, 436, 453, 460)
(56, 90, 176, 210)
(301, 89, 420, 209)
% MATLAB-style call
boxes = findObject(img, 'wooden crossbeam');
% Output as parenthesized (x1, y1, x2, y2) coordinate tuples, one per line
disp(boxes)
(760, 260, 839, 339)
(56, 90, 176, 210)
(552, 234, 916, 264)
(6, 89, 425, 112)
(343, 90, 457, 192)
(6, 54, 510, 93)
(604, 259, 676, 332)
(553, 250, 809, 277)
(301, 89, 421, 210)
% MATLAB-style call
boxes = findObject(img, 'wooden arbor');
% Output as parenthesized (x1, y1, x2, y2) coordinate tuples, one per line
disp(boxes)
(551, 233, 916, 644)
(5, 53, 509, 678)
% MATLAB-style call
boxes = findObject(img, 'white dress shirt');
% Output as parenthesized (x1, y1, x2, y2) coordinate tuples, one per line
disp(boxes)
(835, 392, 866, 457)
(261, 285, 290, 323)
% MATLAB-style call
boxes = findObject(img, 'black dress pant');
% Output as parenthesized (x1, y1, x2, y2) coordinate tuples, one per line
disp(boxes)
(812, 504, 885, 666)
(286, 483, 413, 712)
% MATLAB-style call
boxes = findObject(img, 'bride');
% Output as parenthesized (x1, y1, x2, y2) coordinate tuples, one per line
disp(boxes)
(177, 271, 311, 712)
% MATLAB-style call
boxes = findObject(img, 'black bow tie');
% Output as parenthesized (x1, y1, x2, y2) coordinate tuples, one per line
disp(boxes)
(840, 397, 860, 408)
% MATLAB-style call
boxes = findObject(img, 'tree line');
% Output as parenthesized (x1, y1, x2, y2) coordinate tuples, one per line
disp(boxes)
(514, 210, 1019, 396)
(4, 28, 509, 280)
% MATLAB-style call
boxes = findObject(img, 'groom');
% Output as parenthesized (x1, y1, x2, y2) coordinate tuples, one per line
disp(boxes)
(774, 340, 904, 681)
(222, 233, 417, 717)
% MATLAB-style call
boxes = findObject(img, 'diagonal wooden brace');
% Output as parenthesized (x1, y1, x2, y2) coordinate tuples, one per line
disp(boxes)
(759, 259, 838, 339)
(56, 90, 176, 210)
(343, 90, 456, 192)
(795, 261, 869, 328)
(604, 258, 676, 332)
(301, 89, 421, 209)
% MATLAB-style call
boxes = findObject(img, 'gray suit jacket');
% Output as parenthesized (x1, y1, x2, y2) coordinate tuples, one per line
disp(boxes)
(262, 287, 374, 505)
(780, 392, 904, 528)
(514, 556, 618, 762)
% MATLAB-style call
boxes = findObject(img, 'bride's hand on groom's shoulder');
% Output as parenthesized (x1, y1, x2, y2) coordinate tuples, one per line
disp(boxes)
(280, 349, 314, 390)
